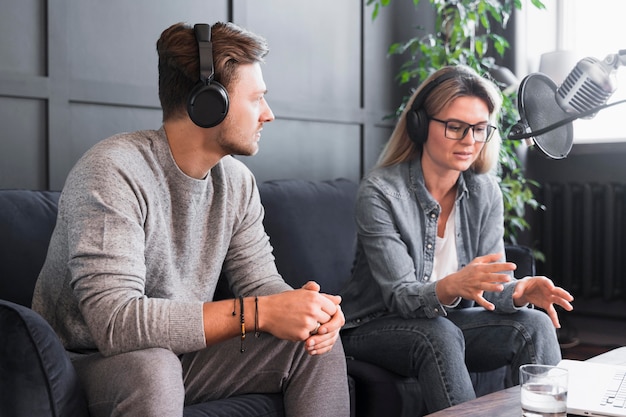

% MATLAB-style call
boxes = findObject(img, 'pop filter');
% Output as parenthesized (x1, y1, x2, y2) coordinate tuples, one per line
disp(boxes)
(510, 73, 573, 159)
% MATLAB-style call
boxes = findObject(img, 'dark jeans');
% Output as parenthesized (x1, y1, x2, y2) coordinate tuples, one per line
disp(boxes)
(340, 307, 560, 413)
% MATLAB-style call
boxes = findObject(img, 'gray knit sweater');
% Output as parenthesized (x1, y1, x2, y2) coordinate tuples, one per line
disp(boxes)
(32, 127, 291, 356)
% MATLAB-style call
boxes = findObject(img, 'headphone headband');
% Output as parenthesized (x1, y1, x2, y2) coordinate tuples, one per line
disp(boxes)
(195, 24, 215, 84)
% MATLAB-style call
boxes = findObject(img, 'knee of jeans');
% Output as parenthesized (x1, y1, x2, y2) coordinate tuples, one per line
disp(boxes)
(435, 317, 465, 344)
(515, 310, 559, 352)
(521, 309, 555, 335)
(411, 318, 465, 358)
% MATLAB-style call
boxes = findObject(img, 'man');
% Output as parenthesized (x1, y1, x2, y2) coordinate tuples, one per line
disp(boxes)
(32, 22, 349, 417)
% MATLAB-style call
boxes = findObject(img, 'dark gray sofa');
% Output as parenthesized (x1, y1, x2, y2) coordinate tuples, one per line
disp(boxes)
(0, 178, 532, 416)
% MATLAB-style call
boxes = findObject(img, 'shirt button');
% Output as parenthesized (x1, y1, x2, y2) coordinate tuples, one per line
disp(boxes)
(434, 308, 439, 313)
(356, 318, 361, 323)
(430, 213, 436, 219)
(427, 243, 432, 249)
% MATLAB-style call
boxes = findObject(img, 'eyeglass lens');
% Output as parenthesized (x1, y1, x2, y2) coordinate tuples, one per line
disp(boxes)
(445, 121, 494, 142)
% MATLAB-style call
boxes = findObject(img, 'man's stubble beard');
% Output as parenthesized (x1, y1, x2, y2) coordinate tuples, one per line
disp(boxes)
(216, 122, 259, 157)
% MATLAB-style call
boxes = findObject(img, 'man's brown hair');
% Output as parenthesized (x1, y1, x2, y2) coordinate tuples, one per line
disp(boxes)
(156, 22, 269, 121)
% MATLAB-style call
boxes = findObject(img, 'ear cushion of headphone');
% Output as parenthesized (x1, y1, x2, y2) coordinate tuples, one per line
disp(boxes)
(406, 106, 430, 145)
(187, 80, 229, 128)
(406, 70, 460, 145)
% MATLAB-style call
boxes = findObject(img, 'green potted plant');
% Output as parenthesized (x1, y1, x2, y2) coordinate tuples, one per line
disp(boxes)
(368, 0, 545, 251)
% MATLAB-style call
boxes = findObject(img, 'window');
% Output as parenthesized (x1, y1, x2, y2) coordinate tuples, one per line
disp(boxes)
(516, 0, 626, 143)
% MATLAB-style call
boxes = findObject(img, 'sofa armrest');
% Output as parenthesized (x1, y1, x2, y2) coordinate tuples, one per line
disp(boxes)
(0, 300, 89, 417)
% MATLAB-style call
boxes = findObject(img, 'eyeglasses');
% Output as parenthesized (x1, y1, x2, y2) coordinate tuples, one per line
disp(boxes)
(429, 117, 497, 143)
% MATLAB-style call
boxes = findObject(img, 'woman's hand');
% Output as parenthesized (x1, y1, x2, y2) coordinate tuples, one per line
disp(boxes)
(512, 276, 574, 328)
(436, 253, 515, 310)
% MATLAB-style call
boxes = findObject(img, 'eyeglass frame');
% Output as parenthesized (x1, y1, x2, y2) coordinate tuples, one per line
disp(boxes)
(429, 116, 497, 143)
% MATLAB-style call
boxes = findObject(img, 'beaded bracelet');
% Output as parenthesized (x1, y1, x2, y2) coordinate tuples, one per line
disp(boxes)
(239, 296, 246, 353)
(254, 296, 260, 338)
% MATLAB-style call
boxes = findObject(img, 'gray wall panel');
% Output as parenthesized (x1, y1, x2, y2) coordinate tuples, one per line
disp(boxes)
(239, 119, 361, 183)
(67, 0, 229, 87)
(0, 0, 46, 76)
(364, 124, 394, 173)
(0, 0, 407, 190)
(68, 102, 162, 164)
(363, 0, 435, 114)
(244, 0, 361, 109)
(0, 97, 47, 189)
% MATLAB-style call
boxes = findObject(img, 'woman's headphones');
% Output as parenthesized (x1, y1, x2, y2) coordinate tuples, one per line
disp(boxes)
(187, 24, 230, 128)
(406, 70, 460, 145)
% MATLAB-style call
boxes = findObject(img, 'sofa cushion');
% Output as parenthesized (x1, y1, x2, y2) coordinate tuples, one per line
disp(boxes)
(0, 300, 89, 417)
(0, 190, 60, 306)
(259, 178, 358, 294)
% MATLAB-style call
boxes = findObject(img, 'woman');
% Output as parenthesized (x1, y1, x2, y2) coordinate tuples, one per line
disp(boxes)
(339, 65, 574, 413)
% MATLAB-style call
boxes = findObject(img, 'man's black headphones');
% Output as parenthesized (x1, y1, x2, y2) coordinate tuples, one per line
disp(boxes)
(187, 23, 229, 128)
(406, 70, 460, 145)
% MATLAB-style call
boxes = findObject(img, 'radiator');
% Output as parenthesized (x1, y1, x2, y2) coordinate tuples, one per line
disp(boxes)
(541, 182, 626, 301)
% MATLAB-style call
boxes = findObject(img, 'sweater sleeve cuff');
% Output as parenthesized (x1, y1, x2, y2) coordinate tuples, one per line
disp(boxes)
(168, 302, 207, 354)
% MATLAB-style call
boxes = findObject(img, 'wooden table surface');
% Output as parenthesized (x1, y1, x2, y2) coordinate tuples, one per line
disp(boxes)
(424, 347, 626, 416)
(424, 386, 520, 417)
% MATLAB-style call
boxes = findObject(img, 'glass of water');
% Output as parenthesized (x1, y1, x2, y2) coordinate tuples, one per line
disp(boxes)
(520, 364, 568, 417)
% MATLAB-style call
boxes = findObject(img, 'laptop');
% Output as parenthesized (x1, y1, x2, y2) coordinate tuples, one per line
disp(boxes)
(558, 358, 626, 416)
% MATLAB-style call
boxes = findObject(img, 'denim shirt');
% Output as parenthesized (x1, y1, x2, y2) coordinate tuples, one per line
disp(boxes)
(340, 157, 521, 329)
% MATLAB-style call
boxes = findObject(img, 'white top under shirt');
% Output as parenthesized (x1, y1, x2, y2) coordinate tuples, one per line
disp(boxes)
(432, 205, 462, 308)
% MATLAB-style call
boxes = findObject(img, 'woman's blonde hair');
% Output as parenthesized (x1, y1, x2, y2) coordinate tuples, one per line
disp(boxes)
(377, 65, 502, 174)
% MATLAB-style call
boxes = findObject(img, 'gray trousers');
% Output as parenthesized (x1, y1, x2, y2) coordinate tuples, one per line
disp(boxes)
(71, 333, 350, 417)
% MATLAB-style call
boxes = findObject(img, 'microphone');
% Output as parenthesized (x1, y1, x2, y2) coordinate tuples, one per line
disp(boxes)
(557, 54, 622, 117)
(508, 50, 626, 159)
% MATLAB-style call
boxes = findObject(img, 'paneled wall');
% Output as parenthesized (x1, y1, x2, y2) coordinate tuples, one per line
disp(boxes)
(0, 0, 434, 191)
